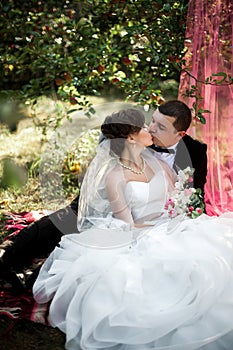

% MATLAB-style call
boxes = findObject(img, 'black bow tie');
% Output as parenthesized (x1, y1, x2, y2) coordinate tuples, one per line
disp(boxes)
(151, 145, 175, 154)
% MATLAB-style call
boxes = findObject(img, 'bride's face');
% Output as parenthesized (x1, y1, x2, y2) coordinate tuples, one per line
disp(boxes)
(132, 125, 153, 147)
(148, 110, 185, 147)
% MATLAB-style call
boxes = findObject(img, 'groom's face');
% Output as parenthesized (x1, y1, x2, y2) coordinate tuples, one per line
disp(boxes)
(148, 110, 185, 147)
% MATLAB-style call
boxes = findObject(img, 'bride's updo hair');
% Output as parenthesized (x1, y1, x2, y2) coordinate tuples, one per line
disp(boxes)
(101, 109, 145, 156)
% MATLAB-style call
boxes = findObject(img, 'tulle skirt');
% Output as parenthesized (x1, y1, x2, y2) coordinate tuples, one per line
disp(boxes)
(33, 213, 233, 350)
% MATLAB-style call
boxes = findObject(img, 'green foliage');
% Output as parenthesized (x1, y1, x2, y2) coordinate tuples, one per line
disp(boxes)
(183, 85, 210, 124)
(28, 127, 101, 208)
(0, 158, 28, 189)
(0, 0, 188, 128)
(182, 70, 233, 124)
(205, 72, 233, 85)
(188, 188, 205, 219)
(0, 91, 27, 131)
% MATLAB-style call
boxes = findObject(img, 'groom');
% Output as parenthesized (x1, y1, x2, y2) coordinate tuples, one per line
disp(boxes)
(148, 100, 207, 194)
(0, 100, 207, 292)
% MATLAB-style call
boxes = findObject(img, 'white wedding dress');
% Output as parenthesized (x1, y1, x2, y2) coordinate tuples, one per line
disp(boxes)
(33, 170, 233, 350)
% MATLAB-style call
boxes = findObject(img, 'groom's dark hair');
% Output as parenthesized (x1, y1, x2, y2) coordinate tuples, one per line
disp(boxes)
(158, 100, 192, 131)
(101, 109, 145, 156)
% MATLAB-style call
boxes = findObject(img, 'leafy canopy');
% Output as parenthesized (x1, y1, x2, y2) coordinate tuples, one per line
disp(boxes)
(0, 0, 188, 117)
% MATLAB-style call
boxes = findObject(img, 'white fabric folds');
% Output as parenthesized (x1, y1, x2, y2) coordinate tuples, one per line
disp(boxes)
(33, 145, 233, 350)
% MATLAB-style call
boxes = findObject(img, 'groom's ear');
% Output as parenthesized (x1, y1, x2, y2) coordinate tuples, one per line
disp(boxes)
(177, 131, 186, 139)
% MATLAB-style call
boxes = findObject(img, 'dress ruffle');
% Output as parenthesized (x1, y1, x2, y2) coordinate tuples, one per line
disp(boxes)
(33, 213, 233, 350)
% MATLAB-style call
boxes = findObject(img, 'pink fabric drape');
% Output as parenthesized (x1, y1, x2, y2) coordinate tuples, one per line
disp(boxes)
(179, 0, 233, 215)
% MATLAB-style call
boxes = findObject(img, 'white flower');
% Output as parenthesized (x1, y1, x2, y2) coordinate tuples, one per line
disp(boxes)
(165, 167, 204, 219)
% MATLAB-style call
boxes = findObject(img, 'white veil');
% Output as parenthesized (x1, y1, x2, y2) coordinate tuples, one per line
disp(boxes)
(77, 139, 175, 236)
(77, 139, 131, 233)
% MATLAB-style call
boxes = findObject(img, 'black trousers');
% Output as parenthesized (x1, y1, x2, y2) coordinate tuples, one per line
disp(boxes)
(2, 196, 79, 272)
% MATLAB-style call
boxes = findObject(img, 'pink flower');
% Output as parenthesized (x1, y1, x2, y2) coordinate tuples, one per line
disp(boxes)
(188, 206, 194, 212)
(165, 198, 175, 210)
(196, 207, 203, 215)
(169, 209, 177, 218)
(188, 177, 193, 183)
(167, 198, 175, 205)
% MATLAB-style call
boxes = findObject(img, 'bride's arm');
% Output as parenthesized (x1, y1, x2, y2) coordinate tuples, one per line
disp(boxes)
(105, 168, 153, 228)
(105, 169, 134, 225)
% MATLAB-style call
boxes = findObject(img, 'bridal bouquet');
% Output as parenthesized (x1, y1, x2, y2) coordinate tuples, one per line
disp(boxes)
(165, 167, 204, 219)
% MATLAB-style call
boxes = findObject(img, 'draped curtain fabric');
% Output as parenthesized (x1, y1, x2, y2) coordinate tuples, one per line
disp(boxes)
(179, 0, 233, 215)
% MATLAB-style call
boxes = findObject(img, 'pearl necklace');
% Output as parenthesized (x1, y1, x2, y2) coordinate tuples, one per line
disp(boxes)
(118, 157, 146, 175)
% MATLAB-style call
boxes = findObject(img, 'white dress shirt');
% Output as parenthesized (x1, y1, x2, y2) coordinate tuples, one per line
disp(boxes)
(153, 143, 178, 170)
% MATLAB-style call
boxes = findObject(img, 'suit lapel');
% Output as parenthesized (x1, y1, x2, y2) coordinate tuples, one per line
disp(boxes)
(174, 136, 193, 170)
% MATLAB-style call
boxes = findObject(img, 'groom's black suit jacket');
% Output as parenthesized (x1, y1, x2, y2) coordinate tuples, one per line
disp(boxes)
(1, 135, 207, 275)
(174, 134, 207, 195)
(150, 134, 207, 195)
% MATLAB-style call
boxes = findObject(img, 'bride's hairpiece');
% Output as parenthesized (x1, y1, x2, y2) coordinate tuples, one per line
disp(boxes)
(165, 167, 204, 219)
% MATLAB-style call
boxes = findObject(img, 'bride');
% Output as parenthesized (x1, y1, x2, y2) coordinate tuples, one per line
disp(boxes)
(33, 109, 233, 350)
